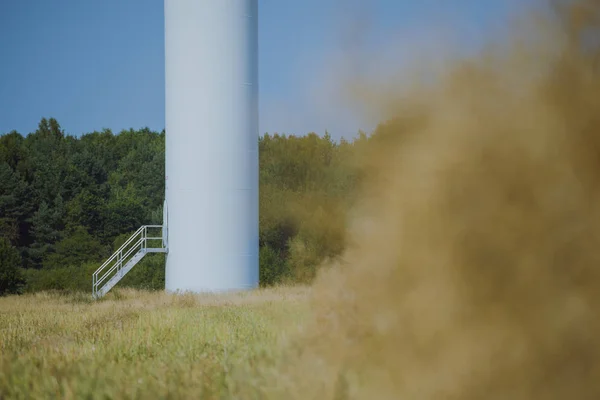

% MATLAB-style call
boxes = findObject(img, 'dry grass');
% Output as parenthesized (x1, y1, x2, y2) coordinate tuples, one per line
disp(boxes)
(0, 286, 310, 399)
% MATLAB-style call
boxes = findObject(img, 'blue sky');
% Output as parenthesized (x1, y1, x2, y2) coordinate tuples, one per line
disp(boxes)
(0, 0, 536, 140)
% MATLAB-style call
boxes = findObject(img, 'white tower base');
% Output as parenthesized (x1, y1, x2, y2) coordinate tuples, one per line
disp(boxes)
(164, 0, 259, 293)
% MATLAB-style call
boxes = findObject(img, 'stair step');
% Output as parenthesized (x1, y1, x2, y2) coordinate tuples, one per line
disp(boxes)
(96, 250, 146, 297)
(92, 225, 166, 299)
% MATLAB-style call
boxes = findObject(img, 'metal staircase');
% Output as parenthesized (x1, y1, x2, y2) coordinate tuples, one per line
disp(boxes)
(92, 225, 167, 299)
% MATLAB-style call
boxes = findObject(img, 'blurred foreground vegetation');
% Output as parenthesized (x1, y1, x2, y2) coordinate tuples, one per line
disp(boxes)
(0, 118, 379, 295)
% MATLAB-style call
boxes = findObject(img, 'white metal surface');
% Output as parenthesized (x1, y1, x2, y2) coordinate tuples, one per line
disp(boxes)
(164, 0, 259, 293)
(92, 225, 166, 298)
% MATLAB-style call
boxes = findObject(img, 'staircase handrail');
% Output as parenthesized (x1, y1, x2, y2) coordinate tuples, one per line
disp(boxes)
(92, 225, 166, 298)
(96, 237, 144, 287)
(93, 225, 145, 281)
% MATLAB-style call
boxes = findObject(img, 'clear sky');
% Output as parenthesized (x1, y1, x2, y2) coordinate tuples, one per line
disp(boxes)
(0, 0, 537, 140)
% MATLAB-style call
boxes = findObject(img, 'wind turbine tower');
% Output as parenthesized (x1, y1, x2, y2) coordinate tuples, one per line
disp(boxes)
(92, 1, 259, 298)
(164, 0, 259, 293)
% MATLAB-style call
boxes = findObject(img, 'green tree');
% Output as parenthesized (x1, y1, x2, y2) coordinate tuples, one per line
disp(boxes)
(102, 189, 146, 240)
(0, 131, 25, 170)
(21, 118, 69, 205)
(259, 245, 289, 286)
(109, 127, 165, 211)
(0, 238, 25, 295)
(43, 226, 105, 269)
(65, 189, 105, 235)
(0, 162, 35, 246)
(28, 199, 63, 267)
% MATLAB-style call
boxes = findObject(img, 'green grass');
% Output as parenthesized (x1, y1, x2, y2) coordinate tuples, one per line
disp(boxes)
(0, 286, 311, 399)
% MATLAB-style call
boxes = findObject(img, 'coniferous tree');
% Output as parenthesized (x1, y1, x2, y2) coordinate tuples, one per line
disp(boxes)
(0, 238, 25, 295)
(0, 163, 35, 247)
(43, 226, 105, 269)
(29, 201, 62, 267)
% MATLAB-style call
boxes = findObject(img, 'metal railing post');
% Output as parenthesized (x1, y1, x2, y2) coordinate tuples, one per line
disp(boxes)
(92, 224, 166, 298)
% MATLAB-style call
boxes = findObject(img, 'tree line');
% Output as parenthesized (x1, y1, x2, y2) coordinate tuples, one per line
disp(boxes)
(0, 117, 380, 295)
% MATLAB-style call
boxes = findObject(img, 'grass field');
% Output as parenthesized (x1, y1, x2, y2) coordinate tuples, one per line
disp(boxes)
(0, 287, 313, 399)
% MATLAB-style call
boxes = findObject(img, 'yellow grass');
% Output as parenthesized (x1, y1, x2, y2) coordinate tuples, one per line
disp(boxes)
(0, 287, 311, 399)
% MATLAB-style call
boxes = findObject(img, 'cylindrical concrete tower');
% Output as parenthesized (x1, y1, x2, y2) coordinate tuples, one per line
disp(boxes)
(164, 0, 259, 292)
